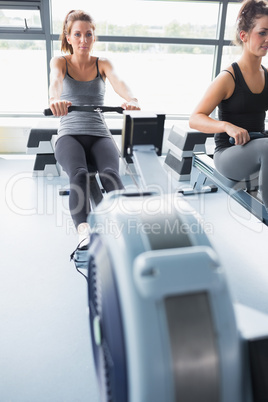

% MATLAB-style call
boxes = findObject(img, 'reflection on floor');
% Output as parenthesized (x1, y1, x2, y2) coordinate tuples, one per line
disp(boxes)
(2, 153, 268, 402)
(177, 177, 268, 316)
(1, 155, 100, 402)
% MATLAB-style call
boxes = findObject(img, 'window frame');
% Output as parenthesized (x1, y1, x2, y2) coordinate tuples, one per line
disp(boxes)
(0, 0, 240, 117)
(0, 0, 52, 96)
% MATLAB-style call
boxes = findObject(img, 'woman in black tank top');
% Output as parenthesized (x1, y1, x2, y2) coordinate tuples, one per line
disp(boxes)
(189, 0, 268, 211)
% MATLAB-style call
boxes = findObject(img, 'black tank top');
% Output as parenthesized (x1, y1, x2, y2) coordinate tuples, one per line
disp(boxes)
(215, 62, 268, 152)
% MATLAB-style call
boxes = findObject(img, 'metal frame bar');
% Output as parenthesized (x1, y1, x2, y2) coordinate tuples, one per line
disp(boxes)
(84, 35, 231, 46)
(213, 0, 229, 78)
(191, 153, 268, 225)
(41, 0, 52, 95)
(0, 1, 41, 9)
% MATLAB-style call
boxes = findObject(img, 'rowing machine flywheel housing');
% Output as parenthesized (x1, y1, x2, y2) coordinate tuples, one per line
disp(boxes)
(87, 191, 242, 402)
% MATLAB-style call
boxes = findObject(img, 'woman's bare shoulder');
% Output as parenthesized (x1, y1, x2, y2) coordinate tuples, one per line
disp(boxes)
(50, 55, 69, 68)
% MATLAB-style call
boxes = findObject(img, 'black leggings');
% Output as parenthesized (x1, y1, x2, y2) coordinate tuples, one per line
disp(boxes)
(55, 135, 124, 228)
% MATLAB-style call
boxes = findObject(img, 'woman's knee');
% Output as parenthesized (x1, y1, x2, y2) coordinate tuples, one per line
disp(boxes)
(100, 167, 124, 192)
(71, 168, 89, 186)
(258, 140, 268, 162)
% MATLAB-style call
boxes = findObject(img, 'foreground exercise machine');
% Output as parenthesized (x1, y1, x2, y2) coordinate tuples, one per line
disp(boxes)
(86, 113, 268, 402)
(88, 192, 242, 402)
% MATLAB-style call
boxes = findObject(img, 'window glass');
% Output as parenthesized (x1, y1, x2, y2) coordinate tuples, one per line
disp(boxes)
(224, 2, 241, 41)
(51, 0, 219, 39)
(51, 0, 218, 115)
(0, 41, 47, 113)
(0, 8, 41, 29)
(221, 44, 241, 70)
(53, 41, 214, 115)
(221, 43, 268, 69)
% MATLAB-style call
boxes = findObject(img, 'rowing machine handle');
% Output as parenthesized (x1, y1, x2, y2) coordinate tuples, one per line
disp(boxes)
(229, 132, 266, 145)
(43, 105, 124, 116)
(44, 108, 53, 116)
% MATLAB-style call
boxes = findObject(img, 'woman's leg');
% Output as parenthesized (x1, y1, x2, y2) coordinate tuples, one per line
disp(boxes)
(55, 135, 124, 249)
(55, 136, 91, 230)
(89, 136, 125, 192)
(214, 139, 268, 208)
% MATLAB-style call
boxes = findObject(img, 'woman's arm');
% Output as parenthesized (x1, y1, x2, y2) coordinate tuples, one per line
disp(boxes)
(189, 71, 250, 145)
(49, 57, 72, 116)
(99, 58, 140, 110)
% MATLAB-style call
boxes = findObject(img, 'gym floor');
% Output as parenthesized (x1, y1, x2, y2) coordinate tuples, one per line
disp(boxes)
(1, 152, 268, 402)
(181, 181, 268, 317)
(0, 155, 100, 402)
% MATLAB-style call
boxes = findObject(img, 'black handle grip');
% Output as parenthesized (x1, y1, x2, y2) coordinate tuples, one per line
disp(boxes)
(43, 108, 53, 116)
(229, 132, 266, 145)
(43, 105, 124, 116)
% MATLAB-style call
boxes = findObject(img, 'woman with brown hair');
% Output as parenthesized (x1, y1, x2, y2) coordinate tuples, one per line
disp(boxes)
(49, 10, 140, 255)
(190, 0, 268, 211)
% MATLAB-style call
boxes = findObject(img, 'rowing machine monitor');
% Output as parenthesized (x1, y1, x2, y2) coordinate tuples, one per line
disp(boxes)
(121, 111, 165, 161)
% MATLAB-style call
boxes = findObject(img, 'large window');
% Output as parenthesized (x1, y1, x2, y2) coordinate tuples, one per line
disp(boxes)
(0, 0, 50, 114)
(0, 7, 42, 28)
(51, 0, 220, 39)
(0, 0, 241, 116)
(0, 40, 47, 113)
(53, 40, 215, 114)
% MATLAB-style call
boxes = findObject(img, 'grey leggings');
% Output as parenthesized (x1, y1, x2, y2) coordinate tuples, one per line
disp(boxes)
(55, 135, 124, 228)
(214, 138, 268, 209)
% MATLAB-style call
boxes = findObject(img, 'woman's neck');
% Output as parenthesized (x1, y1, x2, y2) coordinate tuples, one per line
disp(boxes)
(238, 51, 263, 74)
(70, 53, 93, 69)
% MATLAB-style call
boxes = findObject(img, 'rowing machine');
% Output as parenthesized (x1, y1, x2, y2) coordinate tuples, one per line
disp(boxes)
(87, 191, 242, 402)
(84, 116, 268, 401)
(180, 151, 268, 225)
(121, 110, 171, 192)
(43, 106, 168, 200)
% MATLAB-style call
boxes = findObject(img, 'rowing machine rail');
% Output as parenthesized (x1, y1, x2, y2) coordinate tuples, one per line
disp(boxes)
(182, 152, 268, 225)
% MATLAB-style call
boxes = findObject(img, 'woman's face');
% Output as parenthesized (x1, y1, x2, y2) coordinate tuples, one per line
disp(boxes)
(242, 15, 268, 57)
(67, 20, 95, 54)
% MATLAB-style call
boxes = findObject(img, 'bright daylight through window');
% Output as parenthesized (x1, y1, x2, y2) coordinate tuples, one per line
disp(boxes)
(0, 0, 249, 115)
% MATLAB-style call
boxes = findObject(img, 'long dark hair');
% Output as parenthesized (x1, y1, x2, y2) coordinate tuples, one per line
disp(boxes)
(235, 0, 268, 45)
(60, 10, 96, 54)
